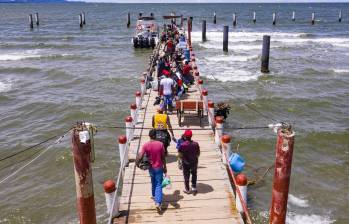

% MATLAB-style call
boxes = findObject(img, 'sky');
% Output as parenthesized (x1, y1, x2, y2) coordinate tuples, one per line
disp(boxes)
(79, 0, 349, 3)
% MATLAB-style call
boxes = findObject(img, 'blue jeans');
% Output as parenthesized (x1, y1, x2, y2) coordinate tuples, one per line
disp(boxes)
(148, 168, 164, 204)
(164, 95, 173, 112)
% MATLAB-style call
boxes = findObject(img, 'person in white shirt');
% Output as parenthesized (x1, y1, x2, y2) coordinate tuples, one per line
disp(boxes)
(160, 69, 175, 114)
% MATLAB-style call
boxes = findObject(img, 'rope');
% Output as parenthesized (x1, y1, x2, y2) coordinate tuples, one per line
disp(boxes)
(0, 129, 72, 162)
(247, 164, 275, 186)
(97, 125, 269, 131)
(0, 129, 71, 185)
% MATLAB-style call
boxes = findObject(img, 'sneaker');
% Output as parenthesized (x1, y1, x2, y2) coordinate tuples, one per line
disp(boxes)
(150, 196, 155, 201)
(191, 187, 197, 195)
(155, 203, 162, 213)
(183, 189, 191, 194)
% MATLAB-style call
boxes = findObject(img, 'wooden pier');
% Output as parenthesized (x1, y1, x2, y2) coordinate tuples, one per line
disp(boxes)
(115, 79, 242, 224)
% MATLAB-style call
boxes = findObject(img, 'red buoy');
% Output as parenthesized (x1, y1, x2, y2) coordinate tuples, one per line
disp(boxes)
(221, 135, 231, 144)
(208, 101, 214, 108)
(103, 180, 116, 193)
(140, 78, 145, 84)
(125, 116, 133, 123)
(130, 103, 137, 110)
(198, 79, 203, 85)
(135, 91, 141, 97)
(195, 71, 200, 76)
(215, 116, 224, 124)
(236, 173, 248, 186)
(118, 135, 127, 144)
(202, 89, 208, 96)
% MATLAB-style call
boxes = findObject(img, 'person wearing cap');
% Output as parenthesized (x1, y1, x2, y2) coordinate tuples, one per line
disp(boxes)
(178, 129, 200, 195)
(136, 129, 167, 212)
(159, 69, 175, 114)
(182, 60, 194, 85)
(152, 107, 175, 155)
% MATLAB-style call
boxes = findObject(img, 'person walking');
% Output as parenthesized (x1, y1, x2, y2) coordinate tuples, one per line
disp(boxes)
(178, 129, 200, 195)
(159, 69, 175, 114)
(152, 107, 175, 155)
(136, 129, 167, 212)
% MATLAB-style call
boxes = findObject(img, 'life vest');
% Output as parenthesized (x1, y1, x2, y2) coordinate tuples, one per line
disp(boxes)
(153, 114, 168, 129)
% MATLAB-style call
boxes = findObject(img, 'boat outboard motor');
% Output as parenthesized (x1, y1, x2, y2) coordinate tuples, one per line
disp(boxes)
(139, 36, 144, 48)
(133, 37, 139, 48)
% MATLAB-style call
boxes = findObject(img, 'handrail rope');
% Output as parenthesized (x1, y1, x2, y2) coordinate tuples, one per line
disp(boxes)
(0, 129, 71, 162)
(224, 149, 253, 224)
(0, 129, 71, 185)
(107, 43, 161, 224)
(96, 125, 269, 131)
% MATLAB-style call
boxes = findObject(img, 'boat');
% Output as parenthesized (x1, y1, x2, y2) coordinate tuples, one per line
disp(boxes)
(132, 15, 158, 48)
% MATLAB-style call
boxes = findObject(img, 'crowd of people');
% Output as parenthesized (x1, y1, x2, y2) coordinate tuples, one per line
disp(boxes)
(136, 20, 201, 213)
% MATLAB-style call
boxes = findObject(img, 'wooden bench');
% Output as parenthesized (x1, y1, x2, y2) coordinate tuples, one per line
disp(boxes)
(175, 100, 204, 126)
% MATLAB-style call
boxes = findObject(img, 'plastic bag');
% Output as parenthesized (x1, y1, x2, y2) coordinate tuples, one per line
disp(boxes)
(162, 175, 171, 189)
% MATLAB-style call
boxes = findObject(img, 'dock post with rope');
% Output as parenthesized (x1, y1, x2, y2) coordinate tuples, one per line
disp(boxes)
(71, 122, 97, 224)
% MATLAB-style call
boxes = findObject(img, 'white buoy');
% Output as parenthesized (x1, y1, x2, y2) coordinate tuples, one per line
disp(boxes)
(215, 117, 224, 146)
(125, 116, 134, 141)
(207, 101, 215, 128)
(118, 135, 128, 168)
(235, 173, 248, 213)
(103, 180, 120, 217)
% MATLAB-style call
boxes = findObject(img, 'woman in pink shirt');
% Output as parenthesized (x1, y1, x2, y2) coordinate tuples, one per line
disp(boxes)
(137, 129, 167, 212)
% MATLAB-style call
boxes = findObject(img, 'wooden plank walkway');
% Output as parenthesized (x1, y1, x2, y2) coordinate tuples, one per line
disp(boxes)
(114, 75, 242, 223)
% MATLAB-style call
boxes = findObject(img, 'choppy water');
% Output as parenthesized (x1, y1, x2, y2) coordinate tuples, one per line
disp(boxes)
(0, 3, 348, 224)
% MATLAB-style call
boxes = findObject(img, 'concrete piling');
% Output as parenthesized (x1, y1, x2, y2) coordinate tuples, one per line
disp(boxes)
(339, 10, 342, 22)
(223, 25, 229, 52)
(253, 11, 256, 23)
(292, 11, 295, 21)
(235, 174, 248, 214)
(272, 12, 276, 25)
(207, 101, 215, 128)
(104, 180, 119, 217)
(118, 135, 128, 169)
(261, 35, 270, 73)
(202, 20, 207, 42)
(71, 123, 97, 224)
(127, 12, 131, 28)
(269, 127, 295, 224)
(34, 12, 39, 26)
(221, 135, 231, 165)
(213, 11, 217, 24)
(214, 116, 224, 147)
(79, 14, 83, 28)
(311, 12, 315, 25)
(29, 14, 33, 29)
(233, 13, 237, 27)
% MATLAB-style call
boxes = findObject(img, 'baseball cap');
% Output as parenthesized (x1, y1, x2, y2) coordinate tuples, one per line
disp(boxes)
(184, 129, 192, 137)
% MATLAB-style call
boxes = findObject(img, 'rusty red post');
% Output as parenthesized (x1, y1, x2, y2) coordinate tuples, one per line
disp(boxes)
(269, 126, 295, 224)
(71, 124, 97, 224)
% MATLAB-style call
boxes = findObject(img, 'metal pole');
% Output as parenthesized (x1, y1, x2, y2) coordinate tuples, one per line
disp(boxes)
(311, 12, 315, 25)
(79, 14, 83, 28)
(127, 12, 130, 28)
(213, 11, 217, 24)
(35, 12, 39, 26)
(82, 12, 86, 25)
(261, 35, 270, 73)
(29, 14, 33, 29)
(269, 126, 295, 224)
(292, 11, 295, 21)
(233, 13, 237, 27)
(223, 25, 229, 52)
(339, 10, 342, 22)
(71, 123, 97, 224)
(202, 20, 206, 42)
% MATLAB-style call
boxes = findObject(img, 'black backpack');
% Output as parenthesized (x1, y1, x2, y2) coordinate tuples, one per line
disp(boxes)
(136, 154, 150, 170)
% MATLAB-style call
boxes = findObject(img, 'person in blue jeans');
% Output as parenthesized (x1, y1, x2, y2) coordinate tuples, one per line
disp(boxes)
(137, 129, 167, 212)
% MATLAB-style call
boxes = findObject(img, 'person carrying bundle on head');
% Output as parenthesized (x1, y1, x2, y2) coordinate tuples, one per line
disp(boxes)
(152, 107, 175, 155)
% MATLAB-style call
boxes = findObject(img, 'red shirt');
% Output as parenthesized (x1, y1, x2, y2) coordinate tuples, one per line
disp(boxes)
(182, 64, 191, 75)
(141, 140, 165, 169)
(179, 140, 200, 165)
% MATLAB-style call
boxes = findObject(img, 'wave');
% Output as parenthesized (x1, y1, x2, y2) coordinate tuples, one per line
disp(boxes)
(286, 213, 334, 224)
(204, 69, 259, 82)
(288, 194, 309, 208)
(0, 80, 13, 93)
(0, 42, 79, 50)
(0, 50, 80, 61)
(198, 42, 261, 51)
(0, 67, 41, 74)
(204, 54, 258, 62)
(333, 69, 349, 73)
